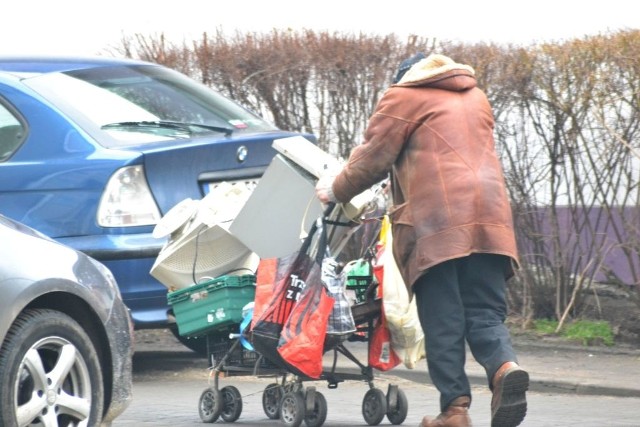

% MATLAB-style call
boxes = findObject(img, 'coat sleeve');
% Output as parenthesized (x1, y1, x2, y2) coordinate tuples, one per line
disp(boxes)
(332, 90, 414, 203)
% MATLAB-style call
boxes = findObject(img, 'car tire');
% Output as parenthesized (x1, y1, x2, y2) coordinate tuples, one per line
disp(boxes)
(0, 308, 104, 427)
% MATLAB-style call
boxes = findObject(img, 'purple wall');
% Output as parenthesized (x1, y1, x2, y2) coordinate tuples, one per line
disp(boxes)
(514, 206, 639, 286)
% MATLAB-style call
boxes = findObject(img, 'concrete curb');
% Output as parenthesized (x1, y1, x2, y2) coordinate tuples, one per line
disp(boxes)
(330, 363, 640, 399)
(326, 338, 640, 399)
(386, 367, 640, 399)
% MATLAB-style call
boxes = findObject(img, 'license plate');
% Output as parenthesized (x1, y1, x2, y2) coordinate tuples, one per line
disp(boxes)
(206, 178, 260, 194)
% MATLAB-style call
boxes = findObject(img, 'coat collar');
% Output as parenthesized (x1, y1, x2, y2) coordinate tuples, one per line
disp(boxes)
(396, 54, 475, 87)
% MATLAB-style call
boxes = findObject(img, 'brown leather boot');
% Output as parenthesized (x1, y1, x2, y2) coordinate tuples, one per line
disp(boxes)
(420, 396, 472, 427)
(491, 362, 529, 427)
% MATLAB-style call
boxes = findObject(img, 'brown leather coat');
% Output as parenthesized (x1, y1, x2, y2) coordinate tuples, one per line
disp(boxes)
(332, 55, 519, 291)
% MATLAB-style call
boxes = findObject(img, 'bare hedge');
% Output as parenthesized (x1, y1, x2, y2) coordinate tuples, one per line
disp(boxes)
(110, 29, 640, 327)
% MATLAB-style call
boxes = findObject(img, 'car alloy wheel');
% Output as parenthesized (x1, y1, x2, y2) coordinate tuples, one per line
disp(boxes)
(0, 309, 104, 427)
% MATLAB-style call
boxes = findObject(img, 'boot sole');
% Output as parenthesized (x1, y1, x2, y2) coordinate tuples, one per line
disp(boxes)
(491, 368, 529, 427)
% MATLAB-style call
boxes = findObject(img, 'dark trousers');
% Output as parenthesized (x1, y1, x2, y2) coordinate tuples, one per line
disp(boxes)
(413, 253, 518, 412)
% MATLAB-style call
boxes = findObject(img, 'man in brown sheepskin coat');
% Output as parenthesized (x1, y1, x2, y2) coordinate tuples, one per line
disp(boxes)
(316, 53, 528, 427)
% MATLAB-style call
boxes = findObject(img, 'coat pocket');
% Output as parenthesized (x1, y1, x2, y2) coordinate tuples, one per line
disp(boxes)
(387, 203, 415, 273)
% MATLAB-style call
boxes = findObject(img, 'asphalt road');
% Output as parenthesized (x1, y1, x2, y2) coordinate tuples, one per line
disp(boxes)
(112, 330, 640, 427)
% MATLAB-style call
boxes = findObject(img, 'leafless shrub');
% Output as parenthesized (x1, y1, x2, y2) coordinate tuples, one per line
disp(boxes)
(111, 29, 640, 327)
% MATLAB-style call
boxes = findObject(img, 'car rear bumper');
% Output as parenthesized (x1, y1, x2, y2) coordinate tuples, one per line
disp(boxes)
(59, 233, 165, 260)
(58, 233, 172, 327)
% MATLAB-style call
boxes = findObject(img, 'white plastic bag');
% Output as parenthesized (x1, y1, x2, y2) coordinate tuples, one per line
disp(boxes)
(375, 216, 426, 369)
(324, 256, 357, 337)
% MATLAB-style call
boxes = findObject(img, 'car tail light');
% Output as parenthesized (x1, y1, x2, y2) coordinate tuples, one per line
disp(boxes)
(97, 165, 161, 227)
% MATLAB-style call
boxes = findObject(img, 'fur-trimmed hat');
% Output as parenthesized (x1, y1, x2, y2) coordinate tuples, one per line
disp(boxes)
(393, 52, 426, 83)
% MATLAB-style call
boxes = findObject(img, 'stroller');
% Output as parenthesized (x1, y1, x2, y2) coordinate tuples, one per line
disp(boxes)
(194, 203, 409, 427)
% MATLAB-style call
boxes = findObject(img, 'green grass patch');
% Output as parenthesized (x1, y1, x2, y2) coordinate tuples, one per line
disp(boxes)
(533, 319, 614, 346)
(532, 318, 558, 335)
(564, 321, 615, 346)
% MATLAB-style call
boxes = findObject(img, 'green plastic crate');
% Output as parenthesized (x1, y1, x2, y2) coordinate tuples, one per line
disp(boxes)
(167, 274, 256, 337)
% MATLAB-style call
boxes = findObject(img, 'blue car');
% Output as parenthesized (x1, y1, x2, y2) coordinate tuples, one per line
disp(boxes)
(0, 56, 315, 347)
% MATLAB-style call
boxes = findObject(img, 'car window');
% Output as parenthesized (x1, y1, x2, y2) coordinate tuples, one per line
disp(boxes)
(22, 64, 278, 147)
(0, 102, 25, 161)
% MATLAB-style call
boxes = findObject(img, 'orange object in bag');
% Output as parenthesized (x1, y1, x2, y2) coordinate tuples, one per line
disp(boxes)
(251, 257, 279, 329)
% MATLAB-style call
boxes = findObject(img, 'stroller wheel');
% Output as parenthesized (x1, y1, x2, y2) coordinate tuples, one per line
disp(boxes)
(262, 383, 284, 419)
(280, 391, 305, 427)
(198, 387, 222, 423)
(304, 389, 327, 427)
(362, 387, 387, 426)
(220, 385, 243, 422)
(386, 386, 408, 425)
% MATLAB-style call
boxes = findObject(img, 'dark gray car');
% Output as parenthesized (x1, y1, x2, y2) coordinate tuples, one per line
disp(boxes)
(0, 214, 133, 426)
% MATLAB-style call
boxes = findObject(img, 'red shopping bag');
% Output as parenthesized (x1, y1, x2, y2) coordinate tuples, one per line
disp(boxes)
(277, 271, 334, 378)
(369, 220, 401, 371)
(369, 310, 402, 371)
(251, 218, 324, 370)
